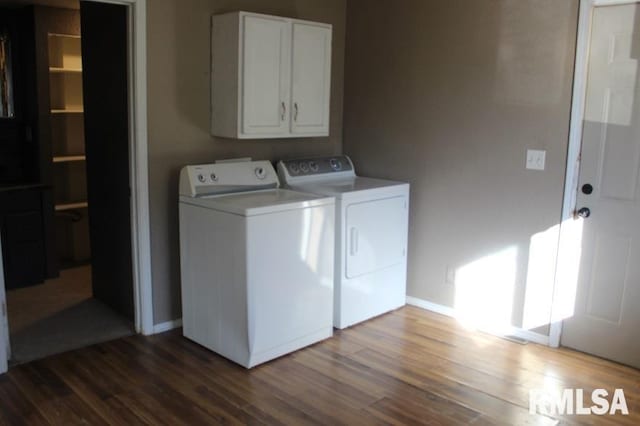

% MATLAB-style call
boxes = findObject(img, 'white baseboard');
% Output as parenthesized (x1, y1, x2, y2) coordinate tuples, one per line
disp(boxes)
(406, 296, 550, 346)
(509, 327, 550, 346)
(153, 318, 183, 334)
(406, 296, 456, 317)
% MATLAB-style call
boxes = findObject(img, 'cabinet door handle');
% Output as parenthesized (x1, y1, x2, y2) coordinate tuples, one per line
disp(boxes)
(281, 102, 286, 121)
(294, 102, 299, 122)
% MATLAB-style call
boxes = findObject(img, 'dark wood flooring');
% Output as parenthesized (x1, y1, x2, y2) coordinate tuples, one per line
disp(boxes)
(1, 306, 639, 425)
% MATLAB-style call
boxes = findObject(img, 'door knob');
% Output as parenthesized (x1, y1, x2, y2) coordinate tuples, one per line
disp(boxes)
(577, 207, 591, 218)
(582, 183, 593, 195)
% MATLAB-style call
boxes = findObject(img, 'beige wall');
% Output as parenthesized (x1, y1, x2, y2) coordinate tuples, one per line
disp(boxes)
(147, 0, 346, 323)
(343, 0, 578, 333)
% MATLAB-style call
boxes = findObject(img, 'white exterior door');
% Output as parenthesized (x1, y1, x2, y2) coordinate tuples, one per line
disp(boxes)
(241, 15, 290, 136)
(291, 22, 331, 136)
(561, 3, 640, 368)
(0, 238, 9, 374)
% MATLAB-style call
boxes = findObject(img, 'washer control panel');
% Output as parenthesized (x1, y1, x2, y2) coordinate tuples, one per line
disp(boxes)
(278, 156, 354, 178)
(180, 160, 278, 197)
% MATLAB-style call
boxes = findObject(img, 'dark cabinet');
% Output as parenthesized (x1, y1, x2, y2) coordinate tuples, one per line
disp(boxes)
(0, 7, 57, 289)
(0, 186, 50, 289)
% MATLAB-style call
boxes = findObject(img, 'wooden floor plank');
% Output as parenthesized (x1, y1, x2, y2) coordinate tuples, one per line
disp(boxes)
(0, 375, 50, 426)
(2, 307, 640, 425)
(44, 351, 160, 425)
(347, 347, 557, 426)
(8, 363, 107, 425)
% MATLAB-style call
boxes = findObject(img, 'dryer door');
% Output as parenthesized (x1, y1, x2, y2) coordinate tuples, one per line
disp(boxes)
(346, 196, 408, 278)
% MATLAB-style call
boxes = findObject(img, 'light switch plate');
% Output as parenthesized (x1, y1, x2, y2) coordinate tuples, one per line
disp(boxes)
(526, 149, 546, 171)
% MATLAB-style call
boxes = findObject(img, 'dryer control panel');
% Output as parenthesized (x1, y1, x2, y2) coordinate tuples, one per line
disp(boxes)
(277, 156, 356, 184)
(179, 160, 278, 197)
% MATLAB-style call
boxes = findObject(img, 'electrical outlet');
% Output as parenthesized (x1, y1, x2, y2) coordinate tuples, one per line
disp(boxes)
(445, 266, 456, 285)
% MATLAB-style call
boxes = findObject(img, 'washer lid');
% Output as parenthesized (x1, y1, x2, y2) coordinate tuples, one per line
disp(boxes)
(180, 189, 334, 216)
(287, 176, 408, 199)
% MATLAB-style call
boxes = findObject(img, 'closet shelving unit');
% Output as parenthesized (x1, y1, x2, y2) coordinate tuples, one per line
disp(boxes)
(47, 32, 90, 264)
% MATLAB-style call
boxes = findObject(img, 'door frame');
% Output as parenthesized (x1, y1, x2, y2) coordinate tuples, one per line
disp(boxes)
(86, 0, 153, 335)
(86, 0, 153, 334)
(550, 0, 639, 347)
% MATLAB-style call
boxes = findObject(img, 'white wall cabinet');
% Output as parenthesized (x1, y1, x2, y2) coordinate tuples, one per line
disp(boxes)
(211, 12, 332, 139)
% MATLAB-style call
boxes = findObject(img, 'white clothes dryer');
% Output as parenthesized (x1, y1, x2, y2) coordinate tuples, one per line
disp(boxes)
(278, 156, 409, 329)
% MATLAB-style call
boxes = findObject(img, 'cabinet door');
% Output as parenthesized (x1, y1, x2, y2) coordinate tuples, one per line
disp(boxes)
(241, 15, 291, 136)
(0, 190, 46, 289)
(291, 23, 332, 136)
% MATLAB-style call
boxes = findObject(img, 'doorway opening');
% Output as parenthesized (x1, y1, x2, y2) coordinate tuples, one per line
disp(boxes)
(0, 0, 136, 365)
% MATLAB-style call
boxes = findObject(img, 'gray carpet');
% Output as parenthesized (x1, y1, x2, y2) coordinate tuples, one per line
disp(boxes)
(7, 266, 133, 365)
(9, 298, 133, 365)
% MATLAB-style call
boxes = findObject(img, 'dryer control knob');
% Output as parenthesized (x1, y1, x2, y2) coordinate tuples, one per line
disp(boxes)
(255, 167, 266, 180)
(197, 174, 206, 183)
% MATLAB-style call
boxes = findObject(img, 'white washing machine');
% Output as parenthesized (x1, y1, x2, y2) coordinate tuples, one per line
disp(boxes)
(179, 159, 335, 368)
(277, 156, 409, 329)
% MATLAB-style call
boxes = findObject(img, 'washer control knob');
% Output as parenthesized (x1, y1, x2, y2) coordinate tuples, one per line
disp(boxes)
(210, 173, 218, 182)
(255, 167, 266, 180)
(289, 163, 300, 175)
(299, 162, 310, 173)
(329, 158, 342, 171)
(197, 174, 206, 183)
(309, 161, 319, 172)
